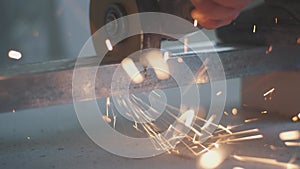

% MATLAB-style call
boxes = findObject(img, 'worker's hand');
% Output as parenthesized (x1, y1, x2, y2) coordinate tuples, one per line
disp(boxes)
(191, 0, 252, 29)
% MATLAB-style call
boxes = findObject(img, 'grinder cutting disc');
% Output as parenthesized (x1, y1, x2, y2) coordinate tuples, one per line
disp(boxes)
(90, 0, 200, 64)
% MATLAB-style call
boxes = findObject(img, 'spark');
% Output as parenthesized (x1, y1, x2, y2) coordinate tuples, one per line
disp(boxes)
(214, 129, 260, 139)
(224, 111, 229, 116)
(275, 17, 278, 24)
(184, 137, 210, 155)
(244, 118, 259, 123)
(297, 37, 300, 44)
(105, 97, 116, 128)
(232, 108, 238, 116)
(123, 95, 182, 151)
(252, 24, 257, 33)
(266, 45, 273, 54)
(12, 109, 16, 113)
(279, 130, 300, 141)
(285, 142, 300, 147)
(27, 136, 31, 140)
(172, 149, 180, 154)
(144, 50, 170, 80)
(225, 124, 243, 130)
(177, 57, 183, 63)
(298, 113, 300, 119)
(201, 115, 216, 131)
(121, 58, 144, 84)
(216, 91, 222, 96)
(193, 19, 198, 27)
(225, 134, 263, 143)
(198, 147, 228, 169)
(105, 39, 113, 51)
(102, 115, 112, 123)
(292, 116, 299, 122)
(195, 59, 209, 84)
(113, 116, 117, 128)
(184, 38, 188, 53)
(263, 88, 275, 97)
(218, 125, 233, 134)
(261, 110, 268, 114)
(109, 87, 264, 159)
(163, 51, 170, 61)
(194, 115, 233, 135)
(133, 121, 142, 132)
(8, 50, 22, 60)
(178, 109, 195, 127)
(232, 155, 300, 169)
(106, 97, 110, 116)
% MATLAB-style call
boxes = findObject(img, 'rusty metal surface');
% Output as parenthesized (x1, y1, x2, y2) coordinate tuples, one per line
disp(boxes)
(0, 45, 299, 113)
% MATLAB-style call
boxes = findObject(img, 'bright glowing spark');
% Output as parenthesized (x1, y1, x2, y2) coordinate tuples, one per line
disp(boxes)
(226, 124, 244, 130)
(252, 24, 257, 33)
(113, 115, 117, 129)
(275, 17, 278, 24)
(263, 88, 275, 97)
(184, 38, 188, 53)
(8, 50, 22, 60)
(218, 125, 233, 134)
(102, 115, 112, 123)
(298, 113, 300, 119)
(210, 129, 260, 140)
(121, 58, 144, 84)
(292, 116, 299, 122)
(279, 130, 300, 141)
(233, 167, 245, 169)
(198, 148, 227, 169)
(163, 52, 170, 61)
(27, 136, 31, 140)
(261, 110, 268, 114)
(244, 118, 259, 123)
(232, 108, 238, 116)
(232, 155, 300, 169)
(178, 109, 195, 127)
(145, 50, 170, 80)
(12, 109, 16, 113)
(284, 142, 300, 147)
(177, 57, 183, 63)
(193, 19, 198, 27)
(216, 91, 222, 96)
(105, 39, 113, 51)
(106, 97, 110, 105)
(226, 134, 263, 143)
(106, 97, 110, 116)
(266, 45, 273, 54)
(213, 143, 220, 149)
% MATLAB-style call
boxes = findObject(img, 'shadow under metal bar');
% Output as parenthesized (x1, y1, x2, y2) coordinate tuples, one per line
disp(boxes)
(0, 45, 299, 113)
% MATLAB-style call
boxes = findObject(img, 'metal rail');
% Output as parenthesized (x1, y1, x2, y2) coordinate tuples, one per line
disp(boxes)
(0, 45, 299, 113)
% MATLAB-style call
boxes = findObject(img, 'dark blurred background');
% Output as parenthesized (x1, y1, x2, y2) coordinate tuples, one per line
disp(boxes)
(0, 0, 90, 67)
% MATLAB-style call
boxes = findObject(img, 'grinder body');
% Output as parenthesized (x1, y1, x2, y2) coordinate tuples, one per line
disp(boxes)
(90, 0, 198, 64)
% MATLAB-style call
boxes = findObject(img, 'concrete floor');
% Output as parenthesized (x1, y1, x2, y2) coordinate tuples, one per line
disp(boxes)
(1, 77, 299, 169)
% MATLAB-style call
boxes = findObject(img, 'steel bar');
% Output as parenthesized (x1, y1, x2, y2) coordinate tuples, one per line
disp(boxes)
(0, 45, 299, 113)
